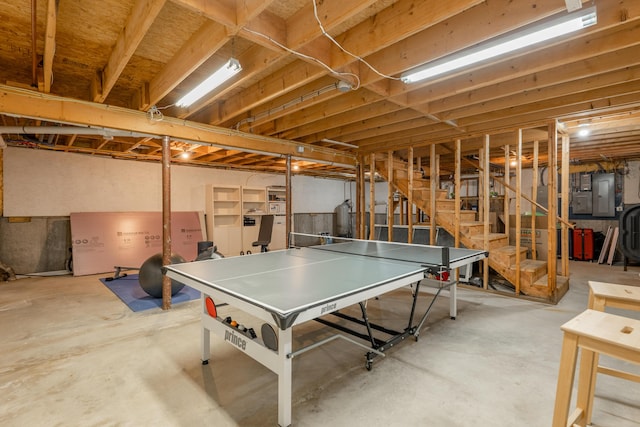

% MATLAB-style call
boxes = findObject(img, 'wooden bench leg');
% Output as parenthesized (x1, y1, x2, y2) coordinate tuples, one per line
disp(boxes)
(553, 332, 580, 427)
(576, 348, 598, 427)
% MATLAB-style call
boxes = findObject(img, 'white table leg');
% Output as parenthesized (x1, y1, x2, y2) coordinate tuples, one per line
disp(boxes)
(278, 327, 293, 427)
(450, 282, 457, 319)
(201, 296, 211, 363)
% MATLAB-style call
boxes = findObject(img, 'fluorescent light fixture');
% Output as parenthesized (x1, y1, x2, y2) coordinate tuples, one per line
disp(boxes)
(401, 6, 597, 84)
(176, 58, 242, 107)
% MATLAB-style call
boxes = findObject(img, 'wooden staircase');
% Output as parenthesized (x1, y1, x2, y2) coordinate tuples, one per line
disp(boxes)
(374, 154, 568, 302)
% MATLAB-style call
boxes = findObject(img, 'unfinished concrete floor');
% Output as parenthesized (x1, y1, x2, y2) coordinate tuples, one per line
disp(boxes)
(1, 261, 639, 426)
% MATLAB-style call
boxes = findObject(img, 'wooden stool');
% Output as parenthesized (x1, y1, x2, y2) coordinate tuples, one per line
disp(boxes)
(582, 281, 640, 424)
(588, 280, 640, 312)
(552, 309, 640, 427)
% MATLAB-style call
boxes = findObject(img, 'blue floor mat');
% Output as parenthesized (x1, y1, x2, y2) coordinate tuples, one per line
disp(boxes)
(99, 274, 200, 312)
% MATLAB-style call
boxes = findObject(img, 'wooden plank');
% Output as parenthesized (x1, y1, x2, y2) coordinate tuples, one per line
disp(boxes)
(515, 130, 522, 294)
(408, 146, 414, 244)
(387, 151, 394, 242)
(454, 140, 461, 249)
(598, 226, 613, 264)
(482, 135, 490, 290)
(531, 140, 539, 260)
(356, 156, 364, 238)
(369, 153, 375, 239)
(430, 144, 436, 245)
(561, 134, 570, 276)
(607, 227, 619, 265)
(95, 0, 167, 103)
(503, 144, 510, 238)
(42, 0, 58, 93)
(547, 121, 558, 292)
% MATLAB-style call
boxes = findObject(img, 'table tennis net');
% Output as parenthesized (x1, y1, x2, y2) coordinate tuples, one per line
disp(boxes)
(288, 232, 450, 270)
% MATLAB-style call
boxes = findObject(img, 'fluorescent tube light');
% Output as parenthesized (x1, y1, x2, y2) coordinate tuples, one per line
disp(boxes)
(401, 6, 597, 84)
(176, 58, 242, 107)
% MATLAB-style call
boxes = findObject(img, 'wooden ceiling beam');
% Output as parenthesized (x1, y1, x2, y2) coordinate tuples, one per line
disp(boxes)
(295, 102, 415, 143)
(93, 0, 167, 103)
(42, 0, 58, 94)
(215, 60, 327, 128)
(292, 25, 640, 149)
(455, 80, 640, 130)
(429, 42, 640, 119)
(256, 88, 384, 136)
(0, 85, 356, 166)
(142, 20, 229, 111)
(218, 0, 485, 130)
(388, 0, 638, 98)
(170, 0, 236, 27)
(242, 0, 608, 144)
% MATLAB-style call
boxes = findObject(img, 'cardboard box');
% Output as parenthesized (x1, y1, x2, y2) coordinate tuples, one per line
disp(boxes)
(509, 227, 550, 261)
(508, 214, 551, 229)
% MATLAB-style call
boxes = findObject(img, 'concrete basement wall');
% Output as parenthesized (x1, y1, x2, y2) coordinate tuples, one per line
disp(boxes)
(0, 217, 71, 273)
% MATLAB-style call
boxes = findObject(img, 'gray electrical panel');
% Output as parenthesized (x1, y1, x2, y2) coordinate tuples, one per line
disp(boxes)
(572, 191, 592, 214)
(592, 173, 615, 217)
(580, 174, 592, 191)
(537, 185, 548, 210)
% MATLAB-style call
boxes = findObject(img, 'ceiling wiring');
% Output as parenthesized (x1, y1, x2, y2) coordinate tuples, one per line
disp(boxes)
(311, 0, 401, 84)
(243, 26, 361, 89)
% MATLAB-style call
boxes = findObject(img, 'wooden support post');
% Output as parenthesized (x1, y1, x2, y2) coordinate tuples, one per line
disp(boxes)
(547, 122, 558, 292)
(408, 147, 414, 244)
(561, 134, 570, 276)
(515, 130, 523, 295)
(482, 135, 490, 290)
(532, 140, 539, 260)
(369, 153, 376, 239)
(454, 140, 461, 249)
(416, 156, 423, 222)
(356, 156, 365, 239)
(430, 144, 437, 246)
(387, 151, 394, 242)
(503, 145, 510, 238)
(286, 155, 292, 245)
(0, 146, 3, 217)
(161, 135, 172, 310)
(478, 147, 485, 221)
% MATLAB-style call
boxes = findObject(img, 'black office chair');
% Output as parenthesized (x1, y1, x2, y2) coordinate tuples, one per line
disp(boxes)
(252, 215, 275, 252)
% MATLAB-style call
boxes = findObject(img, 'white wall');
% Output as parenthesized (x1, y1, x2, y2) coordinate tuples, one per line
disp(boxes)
(624, 160, 640, 205)
(2, 147, 355, 216)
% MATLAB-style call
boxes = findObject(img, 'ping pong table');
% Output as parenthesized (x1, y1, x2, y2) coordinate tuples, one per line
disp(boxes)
(164, 233, 487, 426)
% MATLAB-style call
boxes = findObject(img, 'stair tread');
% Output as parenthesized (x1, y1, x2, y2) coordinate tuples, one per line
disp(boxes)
(534, 274, 569, 286)
(518, 259, 547, 272)
(492, 245, 529, 254)
(469, 233, 507, 241)
(437, 209, 476, 214)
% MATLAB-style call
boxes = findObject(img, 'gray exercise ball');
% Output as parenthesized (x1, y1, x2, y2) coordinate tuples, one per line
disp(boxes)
(139, 253, 186, 298)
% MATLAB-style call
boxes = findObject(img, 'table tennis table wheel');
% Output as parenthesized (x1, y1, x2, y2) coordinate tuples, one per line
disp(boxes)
(261, 323, 278, 351)
(365, 358, 373, 371)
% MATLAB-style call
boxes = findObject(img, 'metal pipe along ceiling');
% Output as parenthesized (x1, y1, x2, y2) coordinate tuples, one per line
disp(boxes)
(0, 126, 155, 138)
